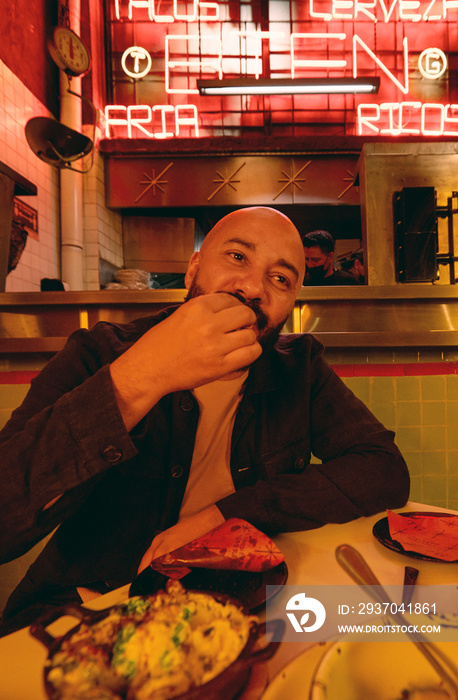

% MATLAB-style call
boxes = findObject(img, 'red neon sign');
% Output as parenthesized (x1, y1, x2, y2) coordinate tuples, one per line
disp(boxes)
(357, 102, 458, 136)
(113, 0, 220, 22)
(105, 104, 200, 138)
(105, 0, 457, 139)
(308, 0, 458, 21)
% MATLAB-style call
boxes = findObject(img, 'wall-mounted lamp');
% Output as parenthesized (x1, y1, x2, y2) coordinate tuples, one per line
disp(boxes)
(25, 89, 98, 173)
(25, 116, 93, 171)
(197, 77, 380, 96)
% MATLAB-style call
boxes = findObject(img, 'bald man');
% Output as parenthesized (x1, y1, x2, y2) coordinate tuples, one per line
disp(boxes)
(0, 207, 409, 633)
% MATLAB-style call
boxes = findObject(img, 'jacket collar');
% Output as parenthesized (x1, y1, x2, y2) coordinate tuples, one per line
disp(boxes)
(245, 343, 286, 395)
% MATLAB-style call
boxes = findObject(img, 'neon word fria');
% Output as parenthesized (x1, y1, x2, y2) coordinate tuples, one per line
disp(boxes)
(104, 105, 200, 139)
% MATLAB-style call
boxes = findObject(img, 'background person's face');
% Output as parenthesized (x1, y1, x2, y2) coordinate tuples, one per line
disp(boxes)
(304, 246, 333, 271)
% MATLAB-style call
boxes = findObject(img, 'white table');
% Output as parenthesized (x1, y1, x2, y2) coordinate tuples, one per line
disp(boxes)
(1, 502, 457, 700)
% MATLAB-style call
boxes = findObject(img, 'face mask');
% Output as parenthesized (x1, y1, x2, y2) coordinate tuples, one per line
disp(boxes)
(307, 264, 328, 281)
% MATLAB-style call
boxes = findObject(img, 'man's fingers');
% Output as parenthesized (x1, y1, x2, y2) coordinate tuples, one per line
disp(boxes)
(215, 304, 257, 333)
(138, 548, 153, 573)
(185, 294, 258, 335)
(220, 327, 258, 353)
(203, 292, 246, 311)
(194, 292, 256, 324)
(222, 342, 263, 374)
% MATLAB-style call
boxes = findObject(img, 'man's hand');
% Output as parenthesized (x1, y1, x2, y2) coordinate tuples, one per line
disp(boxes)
(110, 294, 262, 430)
(137, 504, 225, 574)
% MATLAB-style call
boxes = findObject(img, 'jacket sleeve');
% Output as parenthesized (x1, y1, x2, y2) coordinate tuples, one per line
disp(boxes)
(216, 341, 410, 533)
(0, 328, 138, 564)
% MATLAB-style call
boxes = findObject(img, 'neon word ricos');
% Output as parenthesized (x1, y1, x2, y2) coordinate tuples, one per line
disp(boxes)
(357, 102, 458, 136)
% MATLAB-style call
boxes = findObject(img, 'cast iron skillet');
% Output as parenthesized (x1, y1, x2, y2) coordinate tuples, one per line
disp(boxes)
(30, 590, 285, 700)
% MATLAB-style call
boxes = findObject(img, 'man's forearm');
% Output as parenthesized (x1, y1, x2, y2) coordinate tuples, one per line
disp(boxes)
(216, 444, 409, 534)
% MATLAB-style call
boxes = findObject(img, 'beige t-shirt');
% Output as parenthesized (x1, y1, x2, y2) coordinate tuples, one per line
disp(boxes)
(178, 371, 248, 520)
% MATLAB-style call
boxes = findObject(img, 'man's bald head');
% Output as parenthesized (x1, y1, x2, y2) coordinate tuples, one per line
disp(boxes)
(201, 206, 303, 260)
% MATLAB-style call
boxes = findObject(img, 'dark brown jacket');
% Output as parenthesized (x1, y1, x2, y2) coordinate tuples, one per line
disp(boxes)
(0, 306, 409, 632)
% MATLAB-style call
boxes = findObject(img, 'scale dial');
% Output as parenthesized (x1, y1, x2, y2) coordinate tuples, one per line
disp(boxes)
(48, 26, 91, 77)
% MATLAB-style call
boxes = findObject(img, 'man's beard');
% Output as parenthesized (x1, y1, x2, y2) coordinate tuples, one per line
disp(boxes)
(185, 274, 286, 351)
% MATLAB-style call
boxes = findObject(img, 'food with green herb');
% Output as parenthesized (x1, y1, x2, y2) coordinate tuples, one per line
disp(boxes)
(46, 580, 255, 700)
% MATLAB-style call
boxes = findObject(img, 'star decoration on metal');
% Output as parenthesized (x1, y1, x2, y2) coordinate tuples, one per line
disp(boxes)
(135, 162, 174, 203)
(337, 169, 356, 200)
(273, 161, 311, 201)
(207, 162, 246, 202)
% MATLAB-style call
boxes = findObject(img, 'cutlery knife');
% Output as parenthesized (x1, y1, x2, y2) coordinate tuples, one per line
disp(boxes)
(402, 565, 419, 606)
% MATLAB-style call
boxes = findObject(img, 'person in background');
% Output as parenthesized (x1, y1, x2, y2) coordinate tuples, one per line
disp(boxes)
(0, 207, 409, 634)
(340, 251, 366, 284)
(302, 230, 359, 286)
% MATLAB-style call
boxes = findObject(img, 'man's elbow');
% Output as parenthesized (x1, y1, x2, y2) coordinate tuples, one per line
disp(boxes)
(374, 452, 410, 513)
(388, 461, 410, 509)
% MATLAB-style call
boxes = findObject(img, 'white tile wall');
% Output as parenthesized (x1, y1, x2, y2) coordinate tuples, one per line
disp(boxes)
(1, 59, 124, 292)
(83, 126, 123, 290)
(1, 60, 61, 291)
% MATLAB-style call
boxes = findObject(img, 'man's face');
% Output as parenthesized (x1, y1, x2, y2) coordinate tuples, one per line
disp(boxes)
(184, 208, 305, 347)
(304, 245, 333, 271)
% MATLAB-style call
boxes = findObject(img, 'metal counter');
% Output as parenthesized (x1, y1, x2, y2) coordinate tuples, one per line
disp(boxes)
(0, 286, 457, 353)
(0, 290, 186, 353)
(296, 285, 458, 347)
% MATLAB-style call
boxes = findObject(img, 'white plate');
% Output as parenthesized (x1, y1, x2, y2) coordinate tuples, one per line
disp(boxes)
(262, 640, 458, 700)
(262, 644, 332, 700)
(310, 640, 458, 700)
